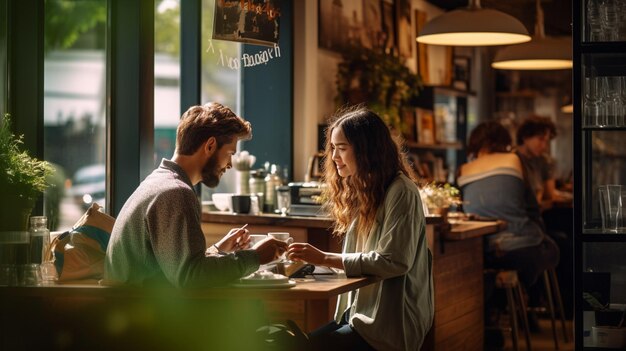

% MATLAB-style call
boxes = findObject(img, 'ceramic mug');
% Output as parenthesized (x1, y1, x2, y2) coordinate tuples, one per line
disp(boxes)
(249, 234, 267, 248)
(268, 232, 293, 244)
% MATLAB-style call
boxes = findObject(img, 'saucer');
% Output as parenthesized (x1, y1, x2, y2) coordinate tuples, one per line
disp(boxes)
(231, 280, 296, 289)
(239, 270, 290, 284)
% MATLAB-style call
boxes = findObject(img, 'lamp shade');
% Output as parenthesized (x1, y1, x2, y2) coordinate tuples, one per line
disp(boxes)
(417, 7, 531, 46)
(492, 37, 572, 70)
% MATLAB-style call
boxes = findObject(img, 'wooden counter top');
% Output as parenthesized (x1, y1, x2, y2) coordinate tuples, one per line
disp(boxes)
(202, 211, 444, 227)
(443, 220, 506, 240)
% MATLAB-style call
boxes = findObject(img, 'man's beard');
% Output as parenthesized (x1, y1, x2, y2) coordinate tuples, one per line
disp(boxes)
(201, 154, 222, 188)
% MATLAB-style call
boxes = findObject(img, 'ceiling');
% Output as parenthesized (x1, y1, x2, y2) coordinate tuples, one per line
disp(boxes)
(425, 0, 572, 37)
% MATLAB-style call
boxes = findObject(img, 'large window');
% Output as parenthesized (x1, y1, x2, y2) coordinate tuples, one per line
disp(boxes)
(153, 0, 242, 200)
(37, 0, 245, 228)
(43, 0, 107, 230)
(201, 0, 242, 197)
(154, 0, 181, 167)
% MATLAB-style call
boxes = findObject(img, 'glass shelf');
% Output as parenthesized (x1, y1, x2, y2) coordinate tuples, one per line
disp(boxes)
(581, 42, 626, 54)
(582, 126, 626, 131)
(582, 234, 626, 243)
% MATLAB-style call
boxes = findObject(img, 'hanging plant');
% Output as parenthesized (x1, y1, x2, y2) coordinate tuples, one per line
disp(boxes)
(335, 47, 422, 133)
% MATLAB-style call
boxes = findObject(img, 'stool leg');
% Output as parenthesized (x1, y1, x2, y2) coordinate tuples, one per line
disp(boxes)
(543, 271, 559, 350)
(506, 286, 520, 351)
(515, 283, 533, 351)
(549, 269, 570, 343)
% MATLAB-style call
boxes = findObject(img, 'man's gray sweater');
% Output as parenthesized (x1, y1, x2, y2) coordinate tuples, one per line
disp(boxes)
(104, 159, 259, 287)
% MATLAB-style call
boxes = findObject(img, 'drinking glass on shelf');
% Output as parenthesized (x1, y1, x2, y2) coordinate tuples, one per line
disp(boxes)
(602, 76, 623, 126)
(587, 0, 604, 41)
(599, 0, 621, 41)
(599, 185, 623, 232)
(584, 76, 602, 127)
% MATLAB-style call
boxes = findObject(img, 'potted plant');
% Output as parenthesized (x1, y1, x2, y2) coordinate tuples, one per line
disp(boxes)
(0, 113, 53, 231)
(335, 46, 422, 133)
(419, 182, 461, 218)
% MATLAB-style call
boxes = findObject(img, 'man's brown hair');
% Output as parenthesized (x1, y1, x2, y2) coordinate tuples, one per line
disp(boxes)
(516, 115, 556, 146)
(176, 103, 251, 155)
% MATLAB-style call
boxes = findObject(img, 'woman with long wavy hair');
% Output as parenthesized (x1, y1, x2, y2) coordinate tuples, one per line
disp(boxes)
(287, 107, 433, 351)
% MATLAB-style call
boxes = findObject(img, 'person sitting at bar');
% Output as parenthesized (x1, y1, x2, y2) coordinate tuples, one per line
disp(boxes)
(457, 121, 559, 345)
(104, 103, 287, 288)
(515, 115, 560, 210)
(516, 115, 574, 319)
(287, 107, 434, 351)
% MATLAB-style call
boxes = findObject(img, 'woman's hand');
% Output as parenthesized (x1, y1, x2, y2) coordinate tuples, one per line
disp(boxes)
(286, 243, 327, 265)
(215, 227, 250, 253)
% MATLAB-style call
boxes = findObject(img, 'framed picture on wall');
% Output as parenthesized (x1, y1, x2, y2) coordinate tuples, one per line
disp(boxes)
(414, 9, 430, 84)
(452, 56, 471, 91)
(363, 0, 384, 49)
(416, 108, 435, 144)
(396, 0, 412, 58)
(212, 0, 281, 47)
(381, 0, 396, 55)
(318, 0, 382, 53)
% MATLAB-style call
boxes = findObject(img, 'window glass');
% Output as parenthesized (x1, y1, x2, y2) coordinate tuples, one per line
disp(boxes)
(0, 0, 7, 115)
(201, 0, 241, 198)
(154, 0, 181, 167)
(152, 0, 242, 202)
(43, 0, 107, 230)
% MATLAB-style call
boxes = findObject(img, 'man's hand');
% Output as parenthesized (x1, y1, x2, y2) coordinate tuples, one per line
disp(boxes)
(253, 238, 288, 264)
(214, 227, 250, 253)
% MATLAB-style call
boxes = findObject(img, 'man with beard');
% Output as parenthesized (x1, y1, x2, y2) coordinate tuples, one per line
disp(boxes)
(104, 103, 287, 288)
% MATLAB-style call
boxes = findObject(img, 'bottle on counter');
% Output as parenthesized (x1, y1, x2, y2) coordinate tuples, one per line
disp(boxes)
(264, 164, 282, 213)
(249, 168, 266, 213)
(28, 216, 57, 282)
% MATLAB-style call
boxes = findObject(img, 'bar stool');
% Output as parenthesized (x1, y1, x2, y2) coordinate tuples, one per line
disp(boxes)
(534, 268, 569, 350)
(495, 270, 532, 351)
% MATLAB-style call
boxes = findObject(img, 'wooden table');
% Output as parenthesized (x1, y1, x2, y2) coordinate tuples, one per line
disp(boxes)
(0, 275, 376, 338)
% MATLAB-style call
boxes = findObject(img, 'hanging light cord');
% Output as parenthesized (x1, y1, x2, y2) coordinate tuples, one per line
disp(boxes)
(535, 0, 546, 39)
(468, 0, 481, 10)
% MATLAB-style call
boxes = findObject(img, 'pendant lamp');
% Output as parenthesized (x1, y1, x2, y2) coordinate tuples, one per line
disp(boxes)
(492, 0, 572, 70)
(561, 104, 573, 113)
(416, 0, 531, 46)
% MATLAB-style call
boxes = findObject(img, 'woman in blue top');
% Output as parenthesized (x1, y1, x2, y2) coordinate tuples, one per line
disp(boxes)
(287, 107, 434, 351)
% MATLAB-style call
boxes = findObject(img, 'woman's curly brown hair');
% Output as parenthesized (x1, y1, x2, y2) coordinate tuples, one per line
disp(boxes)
(322, 106, 417, 239)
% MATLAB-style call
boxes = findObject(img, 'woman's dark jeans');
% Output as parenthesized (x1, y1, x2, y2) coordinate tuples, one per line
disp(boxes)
(308, 312, 375, 351)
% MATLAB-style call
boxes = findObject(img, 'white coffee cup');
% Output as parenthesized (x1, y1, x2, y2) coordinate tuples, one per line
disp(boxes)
(268, 232, 293, 244)
(249, 234, 267, 247)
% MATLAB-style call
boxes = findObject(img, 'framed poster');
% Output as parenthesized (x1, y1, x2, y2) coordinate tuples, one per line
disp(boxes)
(319, 0, 377, 53)
(363, 0, 384, 49)
(213, 0, 281, 47)
(396, 0, 412, 58)
(416, 108, 435, 144)
(381, 0, 396, 55)
(452, 56, 471, 91)
(414, 9, 430, 84)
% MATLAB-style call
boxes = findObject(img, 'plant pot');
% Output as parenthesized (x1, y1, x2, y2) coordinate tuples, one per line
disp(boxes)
(429, 206, 449, 221)
(0, 197, 34, 232)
